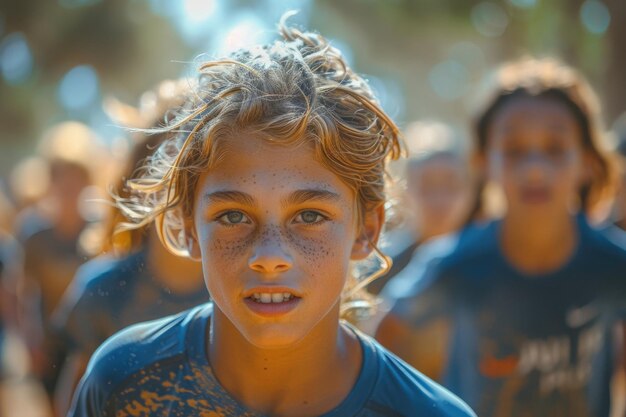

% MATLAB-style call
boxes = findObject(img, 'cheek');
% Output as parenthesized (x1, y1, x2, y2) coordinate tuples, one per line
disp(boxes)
(285, 225, 352, 274)
(197, 225, 255, 277)
(487, 152, 508, 183)
(286, 228, 333, 266)
(555, 153, 585, 189)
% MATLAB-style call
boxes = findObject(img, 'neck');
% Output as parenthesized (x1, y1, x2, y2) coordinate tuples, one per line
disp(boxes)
(500, 210, 579, 275)
(208, 304, 362, 417)
(146, 229, 205, 294)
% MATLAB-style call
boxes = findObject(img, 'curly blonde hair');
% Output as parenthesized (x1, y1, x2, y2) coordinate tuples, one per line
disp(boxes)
(100, 79, 194, 255)
(116, 16, 402, 310)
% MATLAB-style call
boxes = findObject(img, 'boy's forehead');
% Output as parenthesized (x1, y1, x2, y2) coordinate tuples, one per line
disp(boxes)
(197, 137, 355, 199)
(209, 136, 313, 174)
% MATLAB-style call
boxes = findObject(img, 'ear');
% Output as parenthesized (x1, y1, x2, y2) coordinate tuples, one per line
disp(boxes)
(184, 218, 202, 262)
(351, 204, 385, 261)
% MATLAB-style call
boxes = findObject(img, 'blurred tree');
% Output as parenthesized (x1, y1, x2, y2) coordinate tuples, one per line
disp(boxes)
(0, 0, 191, 177)
(1, 0, 624, 178)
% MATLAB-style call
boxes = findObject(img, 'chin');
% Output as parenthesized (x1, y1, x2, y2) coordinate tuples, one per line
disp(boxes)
(240, 325, 310, 350)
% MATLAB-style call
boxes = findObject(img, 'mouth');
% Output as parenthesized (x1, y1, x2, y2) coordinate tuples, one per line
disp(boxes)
(248, 292, 297, 304)
(243, 288, 302, 316)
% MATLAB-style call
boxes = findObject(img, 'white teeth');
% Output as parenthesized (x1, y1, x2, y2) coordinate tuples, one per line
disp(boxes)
(250, 292, 294, 303)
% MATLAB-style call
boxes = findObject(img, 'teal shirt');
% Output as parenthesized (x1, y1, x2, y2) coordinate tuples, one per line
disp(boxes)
(70, 304, 476, 417)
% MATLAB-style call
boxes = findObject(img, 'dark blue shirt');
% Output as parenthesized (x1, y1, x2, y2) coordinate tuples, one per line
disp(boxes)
(69, 304, 476, 417)
(54, 251, 209, 356)
(384, 216, 626, 417)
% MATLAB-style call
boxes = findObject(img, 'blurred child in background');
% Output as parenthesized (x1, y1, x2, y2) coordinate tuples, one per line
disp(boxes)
(0, 184, 19, 330)
(17, 122, 104, 407)
(9, 156, 55, 244)
(376, 58, 626, 417)
(0, 185, 22, 416)
(368, 121, 474, 295)
(51, 80, 208, 416)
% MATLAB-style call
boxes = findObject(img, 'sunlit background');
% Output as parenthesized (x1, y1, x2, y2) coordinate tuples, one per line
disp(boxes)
(1, 0, 625, 178)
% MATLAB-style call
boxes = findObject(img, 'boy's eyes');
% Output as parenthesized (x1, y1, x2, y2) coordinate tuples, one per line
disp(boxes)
(294, 210, 327, 224)
(502, 143, 567, 159)
(217, 211, 251, 225)
(546, 145, 566, 156)
(215, 210, 327, 226)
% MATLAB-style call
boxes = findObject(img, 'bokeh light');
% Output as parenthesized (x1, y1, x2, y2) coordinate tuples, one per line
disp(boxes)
(428, 60, 470, 101)
(0, 33, 34, 85)
(471, 2, 509, 38)
(213, 13, 270, 57)
(183, 0, 217, 23)
(9, 156, 50, 205)
(580, 0, 611, 35)
(57, 65, 100, 111)
(448, 41, 486, 73)
(367, 75, 405, 121)
(177, 0, 221, 46)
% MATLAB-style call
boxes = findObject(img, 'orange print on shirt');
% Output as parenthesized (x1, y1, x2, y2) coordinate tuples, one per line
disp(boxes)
(479, 355, 519, 378)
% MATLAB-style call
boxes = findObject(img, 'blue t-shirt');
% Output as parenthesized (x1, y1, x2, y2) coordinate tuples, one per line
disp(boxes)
(54, 251, 209, 356)
(384, 216, 626, 417)
(69, 303, 476, 417)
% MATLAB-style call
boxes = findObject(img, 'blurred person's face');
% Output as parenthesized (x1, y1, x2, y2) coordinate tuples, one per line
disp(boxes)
(49, 161, 91, 211)
(484, 96, 586, 220)
(406, 155, 472, 239)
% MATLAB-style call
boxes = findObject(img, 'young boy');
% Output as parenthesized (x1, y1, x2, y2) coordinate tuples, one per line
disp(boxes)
(69, 16, 475, 417)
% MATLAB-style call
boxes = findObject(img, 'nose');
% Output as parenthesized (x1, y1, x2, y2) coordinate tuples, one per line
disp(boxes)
(520, 152, 550, 181)
(248, 228, 293, 273)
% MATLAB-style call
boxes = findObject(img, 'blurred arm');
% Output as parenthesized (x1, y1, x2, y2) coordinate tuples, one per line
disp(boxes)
(376, 311, 451, 381)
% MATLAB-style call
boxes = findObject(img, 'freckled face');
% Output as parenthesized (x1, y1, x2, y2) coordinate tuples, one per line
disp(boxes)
(192, 136, 361, 348)
(486, 96, 586, 219)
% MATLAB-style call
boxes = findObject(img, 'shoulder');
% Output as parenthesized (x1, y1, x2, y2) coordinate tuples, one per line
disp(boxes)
(364, 335, 476, 417)
(79, 252, 145, 296)
(72, 304, 210, 412)
(0, 231, 21, 261)
(52, 255, 123, 330)
(582, 220, 626, 268)
(383, 222, 496, 301)
(21, 225, 53, 248)
(435, 221, 501, 276)
(15, 209, 50, 243)
(601, 224, 626, 248)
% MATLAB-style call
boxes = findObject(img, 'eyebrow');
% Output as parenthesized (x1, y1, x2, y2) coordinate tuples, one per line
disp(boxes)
(204, 189, 341, 207)
(205, 191, 255, 206)
(283, 189, 342, 207)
